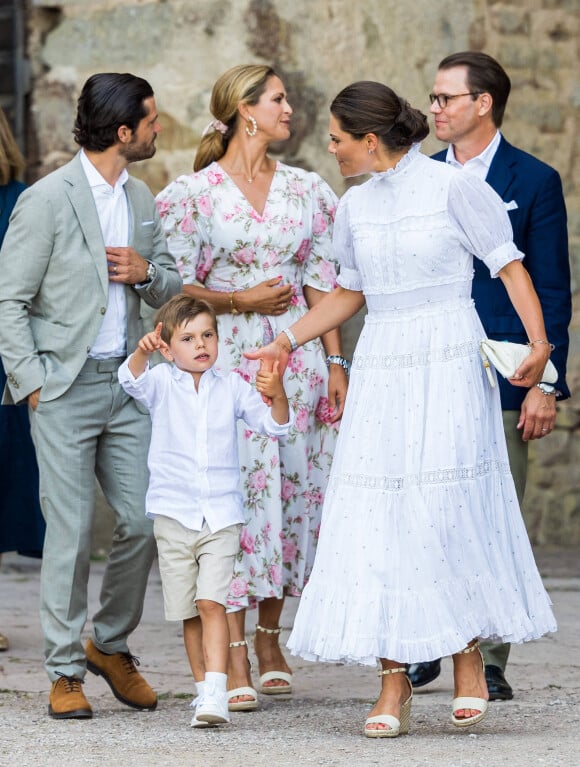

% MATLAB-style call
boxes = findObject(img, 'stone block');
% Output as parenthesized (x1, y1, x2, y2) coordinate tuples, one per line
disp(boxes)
(557, 400, 580, 431)
(531, 9, 578, 40)
(467, 16, 487, 50)
(130, 159, 171, 200)
(531, 430, 571, 471)
(497, 37, 536, 69)
(32, 75, 77, 157)
(567, 199, 580, 238)
(508, 101, 565, 133)
(154, 112, 197, 153)
(42, 3, 174, 71)
(490, 4, 529, 34)
(544, 499, 568, 546)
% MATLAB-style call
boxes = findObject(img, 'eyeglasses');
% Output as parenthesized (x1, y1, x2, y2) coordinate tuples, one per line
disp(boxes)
(429, 92, 482, 109)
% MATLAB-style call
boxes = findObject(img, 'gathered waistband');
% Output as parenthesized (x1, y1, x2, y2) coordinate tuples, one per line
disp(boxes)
(365, 281, 472, 315)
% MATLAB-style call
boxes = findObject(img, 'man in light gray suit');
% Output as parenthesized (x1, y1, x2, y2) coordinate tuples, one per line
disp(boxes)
(0, 73, 182, 719)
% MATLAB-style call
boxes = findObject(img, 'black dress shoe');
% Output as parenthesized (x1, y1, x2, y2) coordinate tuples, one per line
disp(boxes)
(406, 659, 441, 688)
(484, 664, 513, 701)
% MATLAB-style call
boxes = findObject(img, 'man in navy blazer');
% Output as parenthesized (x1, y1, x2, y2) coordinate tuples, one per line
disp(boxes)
(407, 52, 571, 700)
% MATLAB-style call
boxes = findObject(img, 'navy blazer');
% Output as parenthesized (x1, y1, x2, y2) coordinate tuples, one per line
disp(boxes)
(0, 179, 26, 243)
(433, 138, 571, 409)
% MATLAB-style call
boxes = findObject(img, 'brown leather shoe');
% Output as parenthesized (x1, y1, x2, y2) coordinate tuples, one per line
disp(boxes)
(85, 638, 157, 710)
(48, 674, 93, 719)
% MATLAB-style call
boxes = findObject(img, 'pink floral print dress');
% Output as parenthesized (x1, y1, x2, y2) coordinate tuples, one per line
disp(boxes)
(156, 161, 340, 606)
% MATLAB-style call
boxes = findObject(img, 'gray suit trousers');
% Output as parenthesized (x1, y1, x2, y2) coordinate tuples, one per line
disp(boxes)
(29, 357, 155, 681)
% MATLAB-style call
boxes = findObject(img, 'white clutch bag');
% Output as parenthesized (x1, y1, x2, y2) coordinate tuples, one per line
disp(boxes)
(479, 339, 558, 388)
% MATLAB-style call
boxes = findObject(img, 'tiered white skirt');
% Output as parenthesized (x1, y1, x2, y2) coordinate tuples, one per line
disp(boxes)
(287, 296, 556, 665)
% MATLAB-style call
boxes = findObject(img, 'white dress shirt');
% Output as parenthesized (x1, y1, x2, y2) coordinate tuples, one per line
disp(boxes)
(80, 149, 129, 358)
(444, 129, 502, 179)
(118, 360, 292, 533)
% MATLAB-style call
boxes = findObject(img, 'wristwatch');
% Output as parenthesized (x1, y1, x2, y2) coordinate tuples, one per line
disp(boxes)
(145, 261, 157, 283)
(536, 382, 556, 396)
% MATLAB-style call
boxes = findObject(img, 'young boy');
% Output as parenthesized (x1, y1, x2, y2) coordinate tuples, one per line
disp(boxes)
(118, 295, 290, 727)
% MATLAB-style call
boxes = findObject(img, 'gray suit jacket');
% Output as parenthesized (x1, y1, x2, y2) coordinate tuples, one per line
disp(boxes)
(0, 152, 182, 404)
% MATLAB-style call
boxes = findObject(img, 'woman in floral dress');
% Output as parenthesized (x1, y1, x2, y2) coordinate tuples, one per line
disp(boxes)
(155, 65, 347, 710)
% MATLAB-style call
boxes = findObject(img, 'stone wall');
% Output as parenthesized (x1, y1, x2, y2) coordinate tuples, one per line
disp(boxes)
(25, 0, 579, 543)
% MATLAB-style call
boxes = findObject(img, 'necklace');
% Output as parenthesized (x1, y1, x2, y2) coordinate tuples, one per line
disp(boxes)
(222, 165, 255, 184)
(220, 156, 276, 185)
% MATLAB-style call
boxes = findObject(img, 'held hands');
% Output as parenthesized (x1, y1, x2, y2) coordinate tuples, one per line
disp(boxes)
(238, 277, 293, 316)
(245, 337, 290, 405)
(255, 360, 289, 423)
(107, 246, 149, 285)
(255, 359, 285, 401)
(245, 339, 290, 375)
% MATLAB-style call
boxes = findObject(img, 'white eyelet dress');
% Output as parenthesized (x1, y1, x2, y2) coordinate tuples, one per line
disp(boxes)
(287, 145, 556, 665)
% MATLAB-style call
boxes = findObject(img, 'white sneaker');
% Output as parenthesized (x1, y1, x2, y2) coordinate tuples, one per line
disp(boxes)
(195, 680, 230, 725)
(190, 702, 214, 728)
(190, 687, 215, 729)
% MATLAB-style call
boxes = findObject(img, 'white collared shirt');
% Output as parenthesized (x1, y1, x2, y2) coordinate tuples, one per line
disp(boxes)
(118, 360, 292, 533)
(444, 130, 502, 180)
(80, 149, 129, 358)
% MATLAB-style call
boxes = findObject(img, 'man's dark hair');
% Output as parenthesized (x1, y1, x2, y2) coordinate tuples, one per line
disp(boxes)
(438, 52, 511, 127)
(73, 73, 154, 151)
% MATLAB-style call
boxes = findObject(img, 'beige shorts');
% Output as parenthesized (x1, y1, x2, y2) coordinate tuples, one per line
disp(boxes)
(153, 515, 242, 621)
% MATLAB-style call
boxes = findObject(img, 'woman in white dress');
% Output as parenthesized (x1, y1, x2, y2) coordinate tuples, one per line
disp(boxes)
(246, 81, 556, 738)
(155, 65, 348, 711)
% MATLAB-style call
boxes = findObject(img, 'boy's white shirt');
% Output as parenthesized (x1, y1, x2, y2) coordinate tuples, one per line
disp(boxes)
(118, 358, 291, 533)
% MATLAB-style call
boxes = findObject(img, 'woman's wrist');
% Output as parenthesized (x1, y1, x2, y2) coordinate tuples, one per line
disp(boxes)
(326, 354, 351, 375)
(527, 339, 554, 351)
(230, 290, 241, 315)
(275, 333, 292, 354)
(281, 328, 298, 352)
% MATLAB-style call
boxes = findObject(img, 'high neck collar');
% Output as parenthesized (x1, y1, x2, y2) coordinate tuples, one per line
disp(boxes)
(370, 143, 421, 180)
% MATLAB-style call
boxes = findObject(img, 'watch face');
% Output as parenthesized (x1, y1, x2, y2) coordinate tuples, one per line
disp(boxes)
(538, 383, 555, 394)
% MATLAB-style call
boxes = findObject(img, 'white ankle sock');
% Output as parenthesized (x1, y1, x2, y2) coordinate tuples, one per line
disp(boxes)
(204, 671, 227, 692)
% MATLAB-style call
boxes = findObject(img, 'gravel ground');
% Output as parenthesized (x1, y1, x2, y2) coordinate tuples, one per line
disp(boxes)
(1, 547, 579, 767)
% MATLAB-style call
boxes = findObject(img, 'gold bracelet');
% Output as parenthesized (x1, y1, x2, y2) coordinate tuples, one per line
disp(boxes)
(528, 339, 555, 351)
(230, 291, 240, 315)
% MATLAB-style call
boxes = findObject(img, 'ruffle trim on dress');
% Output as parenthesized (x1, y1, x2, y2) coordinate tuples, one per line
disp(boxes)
(369, 142, 422, 181)
(337, 266, 363, 292)
(484, 240, 525, 278)
(287, 571, 556, 666)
